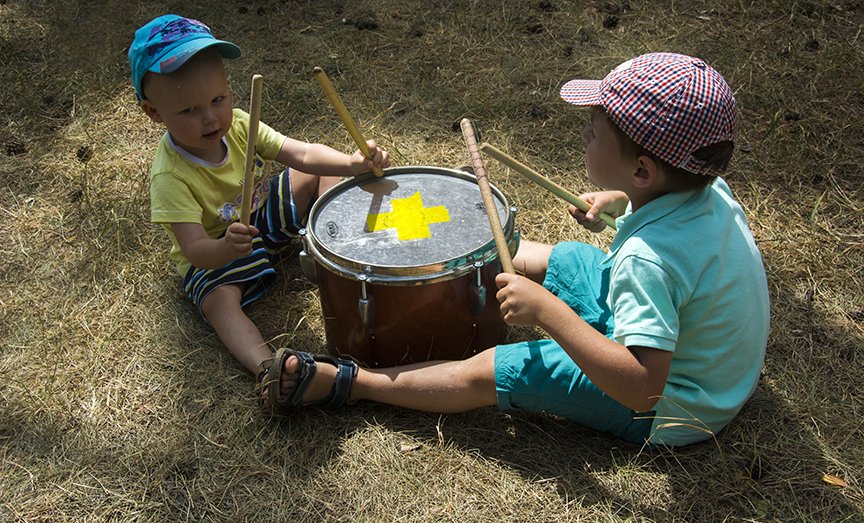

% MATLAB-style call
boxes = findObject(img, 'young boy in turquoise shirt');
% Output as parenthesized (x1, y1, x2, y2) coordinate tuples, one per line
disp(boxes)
(129, 15, 390, 386)
(261, 52, 770, 447)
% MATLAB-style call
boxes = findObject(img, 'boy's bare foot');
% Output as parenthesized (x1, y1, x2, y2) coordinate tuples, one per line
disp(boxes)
(260, 348, 358, 412)
(279, 353, 339, 405)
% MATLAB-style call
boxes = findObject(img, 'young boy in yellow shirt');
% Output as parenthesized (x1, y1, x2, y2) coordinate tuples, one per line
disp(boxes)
(129, 15, 389, 385)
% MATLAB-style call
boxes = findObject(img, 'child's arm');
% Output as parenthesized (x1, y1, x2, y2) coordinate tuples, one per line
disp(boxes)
(569, 190, 629, 232)
(275, 137, 389, 177)
(494, 273, 671, 412)
(172, 222, 260, 269)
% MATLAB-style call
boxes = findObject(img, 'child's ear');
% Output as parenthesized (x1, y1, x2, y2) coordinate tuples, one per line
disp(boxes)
(139, 101, 164, 124)
(631, 154, 660, 189)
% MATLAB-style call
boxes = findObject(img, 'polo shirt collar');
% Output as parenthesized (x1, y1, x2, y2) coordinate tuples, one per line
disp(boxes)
(602, 188, 701, 265)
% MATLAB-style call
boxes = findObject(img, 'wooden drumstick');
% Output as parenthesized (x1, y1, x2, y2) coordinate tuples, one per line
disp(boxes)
(460, 119, 515, 274)
(240, 74, 263, 226)
(480, 142, 617, 230)
(312, 67, 384, 177)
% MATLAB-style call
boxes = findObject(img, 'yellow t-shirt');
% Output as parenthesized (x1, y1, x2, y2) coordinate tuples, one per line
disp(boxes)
(150, 108, 287, 276)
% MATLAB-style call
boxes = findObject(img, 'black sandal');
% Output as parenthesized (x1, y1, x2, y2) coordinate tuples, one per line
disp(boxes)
(262, 348, 358, 413)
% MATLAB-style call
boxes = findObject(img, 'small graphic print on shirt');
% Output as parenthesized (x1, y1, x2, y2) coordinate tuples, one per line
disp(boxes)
(220, 157, 274, 222)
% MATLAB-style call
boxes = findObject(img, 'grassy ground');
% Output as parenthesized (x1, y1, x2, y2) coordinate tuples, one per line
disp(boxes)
(1, 0, 863, 521)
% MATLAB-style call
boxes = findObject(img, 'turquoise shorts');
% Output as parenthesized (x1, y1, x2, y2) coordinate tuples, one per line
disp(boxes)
(494, 242, 654, 444)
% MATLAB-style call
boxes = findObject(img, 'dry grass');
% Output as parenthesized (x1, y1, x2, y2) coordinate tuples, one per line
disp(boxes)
(1, 0, 863, 521)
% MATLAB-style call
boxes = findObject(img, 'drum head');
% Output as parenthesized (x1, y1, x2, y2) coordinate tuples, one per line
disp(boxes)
(308, 166, 510, 275)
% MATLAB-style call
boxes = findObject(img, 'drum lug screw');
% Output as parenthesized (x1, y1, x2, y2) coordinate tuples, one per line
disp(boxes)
(468, 261, 486, 317)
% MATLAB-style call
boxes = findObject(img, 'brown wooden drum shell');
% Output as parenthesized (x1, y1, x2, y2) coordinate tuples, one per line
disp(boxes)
(317, 262, 507, 368)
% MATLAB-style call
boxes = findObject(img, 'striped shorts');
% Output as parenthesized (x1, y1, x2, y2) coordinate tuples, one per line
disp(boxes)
(182, 168, 305, 317)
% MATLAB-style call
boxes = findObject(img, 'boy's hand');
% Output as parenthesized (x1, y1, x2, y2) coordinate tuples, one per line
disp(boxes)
(568, 190, 628, 232)
(494, 272, 551, 326)
(223, 222, 260, 257)
(352, 140, 391, 174)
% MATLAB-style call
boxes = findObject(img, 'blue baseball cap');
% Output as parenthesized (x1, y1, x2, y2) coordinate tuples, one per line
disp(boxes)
(128, 15, 241, 100)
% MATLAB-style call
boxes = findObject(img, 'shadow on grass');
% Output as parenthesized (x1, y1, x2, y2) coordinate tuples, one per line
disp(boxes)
(336, 381, 859, 521)
(3, 1, 862, 521)
(261, 265, 863, 521)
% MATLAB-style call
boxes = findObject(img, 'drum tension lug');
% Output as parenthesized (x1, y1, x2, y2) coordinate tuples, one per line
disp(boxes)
(468, 261, 486, 317)
(298, 228, 318, 283)
(358, 274, 376, 331)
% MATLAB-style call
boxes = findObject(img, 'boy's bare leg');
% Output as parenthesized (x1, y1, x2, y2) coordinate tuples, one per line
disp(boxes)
(201, 284, 272, 374)
(289, 169, 342, 220)
(317, 174, 341, 194)
(512, 239, 553, 283)
(280, 348, 499, 413)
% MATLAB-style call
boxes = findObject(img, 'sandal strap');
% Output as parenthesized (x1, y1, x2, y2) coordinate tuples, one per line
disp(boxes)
(266, 348, 317, 409)
(320, 357, 358, 408)
(287, 351, 318, 408)
(266, 349, 292, 412)
(256, 363, 270, 388)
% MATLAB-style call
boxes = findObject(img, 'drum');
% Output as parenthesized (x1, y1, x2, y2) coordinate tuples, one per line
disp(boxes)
(299, 166, 519, 368)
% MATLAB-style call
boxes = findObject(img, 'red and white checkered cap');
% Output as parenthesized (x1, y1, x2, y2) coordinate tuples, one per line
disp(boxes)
(560, 52, 738, 176)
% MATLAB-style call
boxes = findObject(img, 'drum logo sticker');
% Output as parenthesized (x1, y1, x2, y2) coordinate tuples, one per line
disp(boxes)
(365, 191, 450, 241)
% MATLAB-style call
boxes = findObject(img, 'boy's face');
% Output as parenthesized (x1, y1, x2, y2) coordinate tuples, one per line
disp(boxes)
(139, 49, 233, 161)
(580, 107, 638, 190)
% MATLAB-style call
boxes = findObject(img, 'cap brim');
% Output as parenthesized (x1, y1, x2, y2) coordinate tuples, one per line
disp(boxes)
(560, 79, 602, 106)
(149, 39, 241, 74)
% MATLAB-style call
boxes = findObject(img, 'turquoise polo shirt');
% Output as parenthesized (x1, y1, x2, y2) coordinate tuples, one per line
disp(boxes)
(604, 178, 770, 446)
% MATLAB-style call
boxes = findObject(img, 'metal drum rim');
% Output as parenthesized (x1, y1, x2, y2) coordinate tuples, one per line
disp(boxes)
(304, 166, 516, 284)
